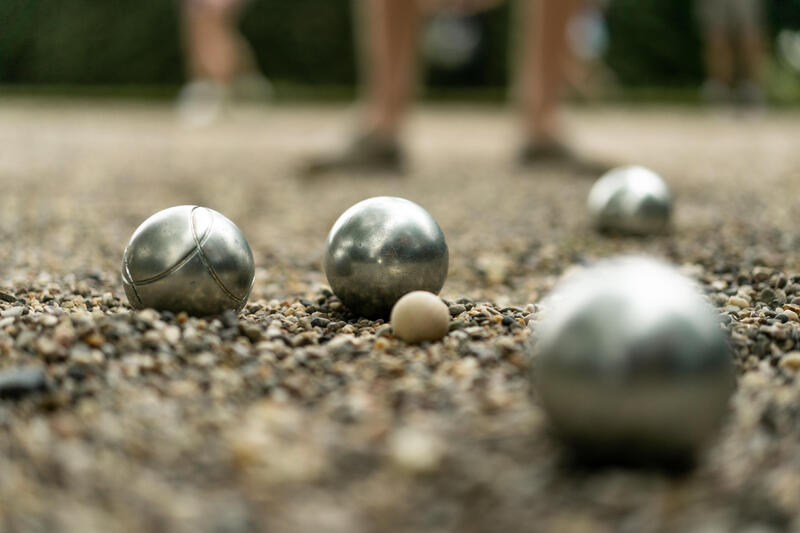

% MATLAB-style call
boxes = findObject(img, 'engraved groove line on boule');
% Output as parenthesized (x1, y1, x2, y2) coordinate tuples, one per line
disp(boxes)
(123, 206, 215, 287)
(122, 258, 143, 307)
(189, 207, 245, 305)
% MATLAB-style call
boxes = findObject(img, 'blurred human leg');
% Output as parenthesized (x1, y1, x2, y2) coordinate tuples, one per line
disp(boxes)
(697, 0, 735, 103)
(735, 0, 766, 106)
(361, 0, 422, 139)
(302, 0, 421, 175)
(179, 0, 269, 126)
(517, 0, 580, 143)
(183, 0, 246, 84)
(516, 0, 608, 172)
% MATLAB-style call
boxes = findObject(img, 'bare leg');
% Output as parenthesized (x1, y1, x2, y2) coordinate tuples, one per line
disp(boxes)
(182, 0, 245, 84)
(301, 0, 420, 175)
(739, 22, 765, 85)
(517, 0, 581, 144)
(361, 0, 422, 139)
(704, 25, 735, 88)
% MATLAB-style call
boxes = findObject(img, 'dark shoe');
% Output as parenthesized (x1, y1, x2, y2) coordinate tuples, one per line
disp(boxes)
(517, 140, 612, 176)
(300, 133, 406, 177)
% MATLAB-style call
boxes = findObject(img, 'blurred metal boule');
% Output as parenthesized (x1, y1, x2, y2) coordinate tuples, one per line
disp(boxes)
(588, 165, 672, 235)
(422, 12, 481, 70)
(532, 256, 734, 462)
(324, 197, 449, 318)
(122, 205, 255, 316)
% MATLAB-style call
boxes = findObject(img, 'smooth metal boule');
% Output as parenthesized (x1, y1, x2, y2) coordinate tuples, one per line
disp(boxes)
(122, 205, 255, 316)
(422, 11, 481, 70)
(324, 197, 449, 318)
(532, 256, 734, 462)
(588, 165, 672, 235)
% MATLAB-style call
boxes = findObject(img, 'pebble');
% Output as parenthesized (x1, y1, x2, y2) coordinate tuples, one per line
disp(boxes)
(727, 296, 750, 308)
(1, 306, 25, 318)
(310, 317, 330, 328)
(779, 352, 800, 371)
(390, 292, 450, 344)
(448, 304, 466, 316)
(389, 427, 443, 473)
(0, 291, 17, 303)
(0, 366, 47, 398)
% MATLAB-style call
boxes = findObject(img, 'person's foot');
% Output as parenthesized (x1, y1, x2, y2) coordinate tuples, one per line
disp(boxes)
(517, 139, 611, 176)
(300, 132, 406, 177)
(736, 80, 767, 110)
(701, 79, 732, 106)
(176, 80, 229, 128)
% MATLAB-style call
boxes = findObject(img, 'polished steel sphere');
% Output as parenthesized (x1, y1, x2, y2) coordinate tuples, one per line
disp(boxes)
(588, 165, 672, 235)
(422, 12, 481, 70)
(122, 205, 255, 316)
(533, 256, 734, 461)
(324, 197, 449, 318)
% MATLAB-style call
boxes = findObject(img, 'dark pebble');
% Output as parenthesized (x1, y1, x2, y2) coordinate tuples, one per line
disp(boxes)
(0, 291, 17, 303)
(776, 313, 789, 323)
(501, 315, 515, 326)
(311, 317, 330, 328)
(0, 366, 48, 399)
(221, 310, 238, 328)
(67, 364, 88, 381)
(448, 304, 466, 316)
(759, 289, 776, 302)
(449, 320, 467, 331)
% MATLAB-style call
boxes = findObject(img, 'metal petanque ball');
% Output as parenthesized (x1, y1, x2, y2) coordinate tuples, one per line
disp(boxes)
(533, 256, 734, 462)
(588, 165, 672, 235)
(324, 196, 449, 318)
(422, 11, 482, 70)
(122, 205, 255, 316)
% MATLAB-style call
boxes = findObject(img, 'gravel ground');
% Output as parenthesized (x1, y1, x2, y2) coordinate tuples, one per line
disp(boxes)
(1, 99, 800, 532)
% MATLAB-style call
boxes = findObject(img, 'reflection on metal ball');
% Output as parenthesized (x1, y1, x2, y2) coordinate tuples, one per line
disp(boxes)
(588, 165, 672, 235)
(324, 197, 449, 318)
(122, 205, 255, 316)
(422, 12, 482, 70)
(532, 256, 734, 462)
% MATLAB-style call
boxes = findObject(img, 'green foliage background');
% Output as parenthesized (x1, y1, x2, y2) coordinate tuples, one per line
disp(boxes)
(1, 0, 798, 89)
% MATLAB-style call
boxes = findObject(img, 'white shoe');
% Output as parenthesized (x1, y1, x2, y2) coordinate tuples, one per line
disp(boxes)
(176, 80, 228, 128)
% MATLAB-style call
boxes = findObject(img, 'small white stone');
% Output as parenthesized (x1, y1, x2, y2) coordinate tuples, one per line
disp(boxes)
(389, 427, 443, 473)
(1, 306, 25, 318)
(163, 325, 181, 345)
(390, 291, 450, 344)
(727, 295, 750, 308)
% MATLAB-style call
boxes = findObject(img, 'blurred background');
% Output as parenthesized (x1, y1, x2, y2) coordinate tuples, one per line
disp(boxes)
(2, 0, 799, 104)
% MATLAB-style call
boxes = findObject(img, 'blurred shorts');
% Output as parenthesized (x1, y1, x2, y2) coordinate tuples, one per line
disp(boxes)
(696, 0, 763, 30)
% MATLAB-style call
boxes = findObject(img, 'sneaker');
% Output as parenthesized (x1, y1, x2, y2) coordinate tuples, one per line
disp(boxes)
(517, 139, 611, 176)
(736, 80, 767, 110)
(177, 80, 228, 128)
(701, 79, 732, 106)
(300, 132, 406, 177)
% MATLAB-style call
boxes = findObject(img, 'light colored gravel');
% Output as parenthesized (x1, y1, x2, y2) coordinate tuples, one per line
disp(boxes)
(1, 99, 800, 532)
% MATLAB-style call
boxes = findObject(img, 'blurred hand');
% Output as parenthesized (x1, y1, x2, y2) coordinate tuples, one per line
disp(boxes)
(417, 0, 505, 15)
